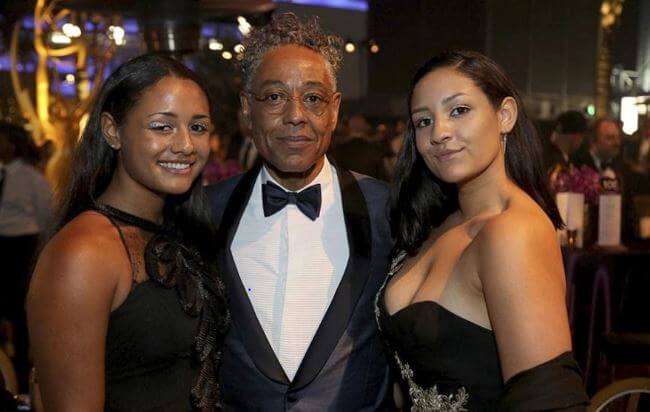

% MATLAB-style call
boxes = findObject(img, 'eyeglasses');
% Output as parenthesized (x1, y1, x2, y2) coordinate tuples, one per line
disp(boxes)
(246, 90, 335, 116)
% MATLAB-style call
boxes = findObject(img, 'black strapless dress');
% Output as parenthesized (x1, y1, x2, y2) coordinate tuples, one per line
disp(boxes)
(375, 252, 589, 411)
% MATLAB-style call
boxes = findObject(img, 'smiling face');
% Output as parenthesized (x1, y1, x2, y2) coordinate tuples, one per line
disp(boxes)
(410, 66, 516, 185)
(102, 75, 211, 197)
(242, 44, 340, 182)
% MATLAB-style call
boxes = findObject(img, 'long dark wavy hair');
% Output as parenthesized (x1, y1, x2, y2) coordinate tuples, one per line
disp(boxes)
(56, 53, 228, 408)
(392, 50, 563, 255)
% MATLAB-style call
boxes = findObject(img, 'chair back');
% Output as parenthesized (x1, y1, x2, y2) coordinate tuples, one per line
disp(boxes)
(588, 378, 650, 412)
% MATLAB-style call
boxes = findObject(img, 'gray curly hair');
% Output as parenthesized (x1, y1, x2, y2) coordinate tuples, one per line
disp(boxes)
(240, 13, 343, 91)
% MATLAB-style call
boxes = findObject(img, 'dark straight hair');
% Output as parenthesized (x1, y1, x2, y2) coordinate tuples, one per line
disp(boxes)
(391, 50, 563, 255)
(56, 53, 216, 260)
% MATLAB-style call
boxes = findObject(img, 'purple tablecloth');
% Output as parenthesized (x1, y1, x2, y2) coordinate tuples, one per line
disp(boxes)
(563, 246, 650, 393)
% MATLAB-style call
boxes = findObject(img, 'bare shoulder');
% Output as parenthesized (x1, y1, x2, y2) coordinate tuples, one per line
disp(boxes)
(480, 196, 556, 241)
(475, 196, 559, 273)
(30, 211, 126, 302)
(38, 211, 121, 272)
(473, 193, 567, 305)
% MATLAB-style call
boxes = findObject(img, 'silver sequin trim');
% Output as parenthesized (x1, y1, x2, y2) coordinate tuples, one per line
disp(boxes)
(395, 353, 469, 412)
(374, 250, 408, 330)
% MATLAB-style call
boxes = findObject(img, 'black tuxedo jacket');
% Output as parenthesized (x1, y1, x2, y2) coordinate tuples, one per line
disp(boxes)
(206, 163, 393, 411)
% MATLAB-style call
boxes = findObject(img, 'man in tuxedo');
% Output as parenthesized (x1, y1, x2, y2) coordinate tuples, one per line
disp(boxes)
(572, 117, 638, 242)
(572, 117, 622, 173)
(207, 13, 393, 410)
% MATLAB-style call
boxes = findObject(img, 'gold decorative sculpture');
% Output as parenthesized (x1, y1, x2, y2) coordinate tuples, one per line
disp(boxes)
(595, 0, 624, 117)
(9, 0, 118, 190)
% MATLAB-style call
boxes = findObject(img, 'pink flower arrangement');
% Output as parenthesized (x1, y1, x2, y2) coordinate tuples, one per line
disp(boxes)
(553, 165, 601, 205)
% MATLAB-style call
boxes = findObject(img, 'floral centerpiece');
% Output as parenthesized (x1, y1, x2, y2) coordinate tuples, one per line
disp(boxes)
(552, 165, 602, 205)
(551, 165, 602, 247)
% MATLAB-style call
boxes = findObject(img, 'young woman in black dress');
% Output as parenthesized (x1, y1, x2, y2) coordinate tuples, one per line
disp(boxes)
(377, 51, 589, 411)
(28, 54, 228, 411)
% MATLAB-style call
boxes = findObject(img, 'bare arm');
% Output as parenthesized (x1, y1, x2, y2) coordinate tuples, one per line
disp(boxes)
(27, 224, 121, 411)
(478, 213, 572, 382)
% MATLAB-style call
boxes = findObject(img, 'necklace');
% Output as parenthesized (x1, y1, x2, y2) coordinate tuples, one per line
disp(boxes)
(94, 203, 166, 234)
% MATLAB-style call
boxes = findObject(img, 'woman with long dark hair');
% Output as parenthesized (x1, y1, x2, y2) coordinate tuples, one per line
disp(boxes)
(376, 50, 588, 410)
(27, 54, 228, 411)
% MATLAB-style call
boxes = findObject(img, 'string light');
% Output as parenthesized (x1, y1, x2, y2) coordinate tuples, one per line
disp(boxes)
(237, 16, 252, 36)
(222, 51, 233, 60)
(344, 40, 356, 53)
(233, 44, 245, 54)
(369, 40, 379, 54)
(62, 23, 82, 38)
(209, 38, 224, 51)
(108, 25, 126, 46)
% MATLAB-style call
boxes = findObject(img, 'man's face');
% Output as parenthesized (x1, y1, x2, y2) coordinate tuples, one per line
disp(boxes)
(242, 45, 341, 176)
(593, 120, 621, 161)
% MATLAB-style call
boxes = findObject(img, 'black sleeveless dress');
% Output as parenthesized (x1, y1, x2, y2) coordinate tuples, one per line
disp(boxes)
(96, 206, 227, 411)
(105, 281, 198, 411)
(375, 252, 589, 411)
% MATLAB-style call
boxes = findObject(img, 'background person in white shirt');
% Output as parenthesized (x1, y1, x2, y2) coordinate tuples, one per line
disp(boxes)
(0, 122, 53, 393)
(207, 13, 393, 411)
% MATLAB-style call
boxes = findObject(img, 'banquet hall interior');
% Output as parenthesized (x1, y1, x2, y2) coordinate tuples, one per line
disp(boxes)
(1, 0, 649, 410)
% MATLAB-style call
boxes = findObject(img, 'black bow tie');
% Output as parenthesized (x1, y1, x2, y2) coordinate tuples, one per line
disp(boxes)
(262, 181, 322, 221)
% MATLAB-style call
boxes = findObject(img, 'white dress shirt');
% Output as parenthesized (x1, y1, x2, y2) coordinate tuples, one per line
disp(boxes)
(0, 159, 53, 237)
(231, 157, 349, 380)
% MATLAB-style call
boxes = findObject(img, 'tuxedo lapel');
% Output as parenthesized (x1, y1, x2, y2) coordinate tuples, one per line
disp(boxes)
(216, 165, 290, 385)
(290, 166, 372, 390)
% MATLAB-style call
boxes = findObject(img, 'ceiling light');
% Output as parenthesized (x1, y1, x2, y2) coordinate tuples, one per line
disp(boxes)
(50, 31, 72, 45)
(62, 23, 82, 38)
(237, 16, 252, 36)
(209, 38, 224, 51)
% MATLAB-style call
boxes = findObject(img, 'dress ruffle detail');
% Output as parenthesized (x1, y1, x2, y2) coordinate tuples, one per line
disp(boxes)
(146, 235, 230, 411)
